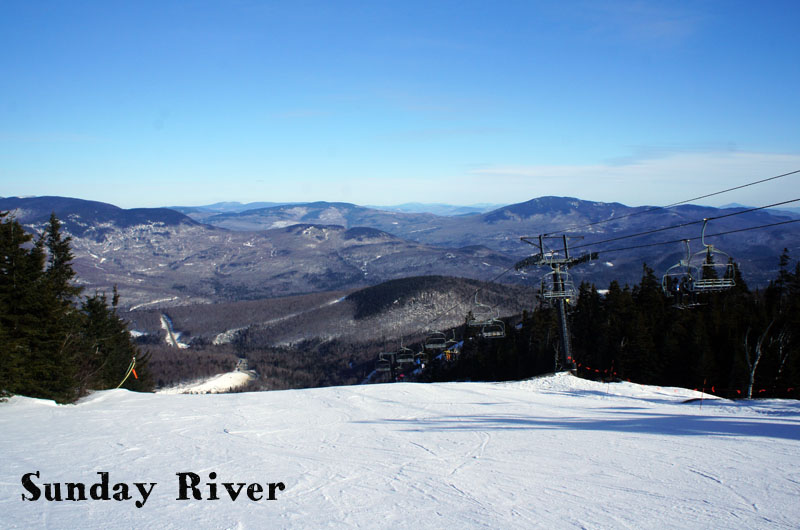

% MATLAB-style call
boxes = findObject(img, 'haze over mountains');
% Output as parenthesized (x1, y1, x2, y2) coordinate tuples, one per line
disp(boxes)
(171, 201, 503, 218)
(1, 195, 798, 313)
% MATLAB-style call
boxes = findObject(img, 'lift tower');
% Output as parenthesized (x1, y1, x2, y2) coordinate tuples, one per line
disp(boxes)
(516, 235, 589, 372)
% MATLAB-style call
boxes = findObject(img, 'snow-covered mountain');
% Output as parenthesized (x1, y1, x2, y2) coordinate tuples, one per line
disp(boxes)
(2, 373, 798, 529)
(0, 196, 515, 309)
(167, 197, 800, 288)
(3, 195, 798, 310)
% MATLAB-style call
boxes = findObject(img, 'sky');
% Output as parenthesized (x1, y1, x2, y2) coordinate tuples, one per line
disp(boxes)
(1, 0, 799, 209)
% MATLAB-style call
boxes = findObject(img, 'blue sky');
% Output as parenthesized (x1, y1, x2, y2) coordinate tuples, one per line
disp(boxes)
(2, 1, 799, 209)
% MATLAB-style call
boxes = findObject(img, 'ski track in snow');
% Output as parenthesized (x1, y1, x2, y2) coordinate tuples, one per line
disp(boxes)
(1, 373, 799, 529)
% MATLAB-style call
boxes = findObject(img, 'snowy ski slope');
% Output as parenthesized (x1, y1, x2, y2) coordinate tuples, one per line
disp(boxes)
(2, 373, 798, 529)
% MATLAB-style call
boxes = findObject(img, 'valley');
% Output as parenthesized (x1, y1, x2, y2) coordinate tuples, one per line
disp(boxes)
(2, 194, 798, 393)
(124, 276, 535, 391)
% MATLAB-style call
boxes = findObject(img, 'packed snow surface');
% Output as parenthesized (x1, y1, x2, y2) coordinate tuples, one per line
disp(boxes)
(2, 373, 799, 529)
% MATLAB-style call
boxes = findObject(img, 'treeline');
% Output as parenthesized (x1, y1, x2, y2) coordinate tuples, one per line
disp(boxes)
(0, 213, 152, 403)
(145, 344, 239, 389)
(424, 252, 800, 399)
(238, 337, 381, 391)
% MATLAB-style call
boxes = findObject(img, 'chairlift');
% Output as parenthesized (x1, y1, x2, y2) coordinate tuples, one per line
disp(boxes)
(395, 346, 415, 365)
(689, 219, 736, 292)
(662, 240, 697, 294)
(379, 351, 396, 363)
(539, 269, 576, 302)
(467, 292, 497, 327)
(375, 351, 395, 371)
(424, 331, 448, 351)
(480, 320, 506, 339)
(375, 359, 392, 372)
(441, 332, 461, 361)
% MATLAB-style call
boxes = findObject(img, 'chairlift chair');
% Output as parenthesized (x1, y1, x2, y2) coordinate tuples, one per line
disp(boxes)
(690, 247, 736, 292)
(661, 240, 697, 295)
(662, 271, 702, 309)
(395, 347, 415, 365)
(377, 351, 396, 366)
(442, 332, 460, 361)
(424, 331, 448, 351)
(539, 269, 576, 302)
(480, 320, 506, 339)
(688, 220, 736, 292)
(375, 359, 392, 372)
(468, 293, 498, 327)
(376, 349, 401, 372)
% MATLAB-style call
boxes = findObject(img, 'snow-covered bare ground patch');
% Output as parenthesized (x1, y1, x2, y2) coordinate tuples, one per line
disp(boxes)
(2, 374, 798, 529)
(156, 370, 256, 395)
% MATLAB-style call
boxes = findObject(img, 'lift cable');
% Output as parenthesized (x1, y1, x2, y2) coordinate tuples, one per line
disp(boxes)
(390, 170, 800, 358)
(542, 168, 800, 237)
(423, 197, 798, 333)
(425, 261, 519, 329)
(565, 197, 800, 253)
(590, 218, 800, 256)
(422, 194, 799, 335)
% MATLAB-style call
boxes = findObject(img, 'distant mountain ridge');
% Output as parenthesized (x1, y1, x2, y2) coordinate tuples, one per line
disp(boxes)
(2, 195, 798, 309)
(168, 201, 298, 222)
(0, 196, 517, 309)
(192, 201, 444, 234)
(365, 202, 504, 216)
(171, 201, 295, 213)
(1, 195, 198, 236)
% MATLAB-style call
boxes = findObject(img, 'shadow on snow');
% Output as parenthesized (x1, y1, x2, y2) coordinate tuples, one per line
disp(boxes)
(358, 408, 800, 441)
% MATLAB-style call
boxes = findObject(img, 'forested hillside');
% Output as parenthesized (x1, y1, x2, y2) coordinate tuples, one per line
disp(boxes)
(125, 276, 533, 390)
(426, 254, 800, 399)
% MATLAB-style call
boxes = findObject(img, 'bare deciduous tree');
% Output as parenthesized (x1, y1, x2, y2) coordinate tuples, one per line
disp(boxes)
(744, 320, 774, 399)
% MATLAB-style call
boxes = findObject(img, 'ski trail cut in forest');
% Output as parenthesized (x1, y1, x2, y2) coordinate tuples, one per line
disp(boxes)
(160, 313, 189, 349)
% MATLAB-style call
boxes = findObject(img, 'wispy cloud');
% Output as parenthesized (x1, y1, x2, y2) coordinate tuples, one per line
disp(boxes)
(556, 0, 706, 48)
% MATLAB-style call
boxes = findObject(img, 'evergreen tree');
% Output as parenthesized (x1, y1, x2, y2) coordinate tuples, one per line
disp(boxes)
(0, 213, 41, 398)
(601, 281, 635, 378)
(0, 213, 152, 402)
(571, 282, 604, 372)
(630, 264, 666, 382)
(44, 213, 82, 304)
(79, 288, 151, 392)
(0, 213, 75, 401)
